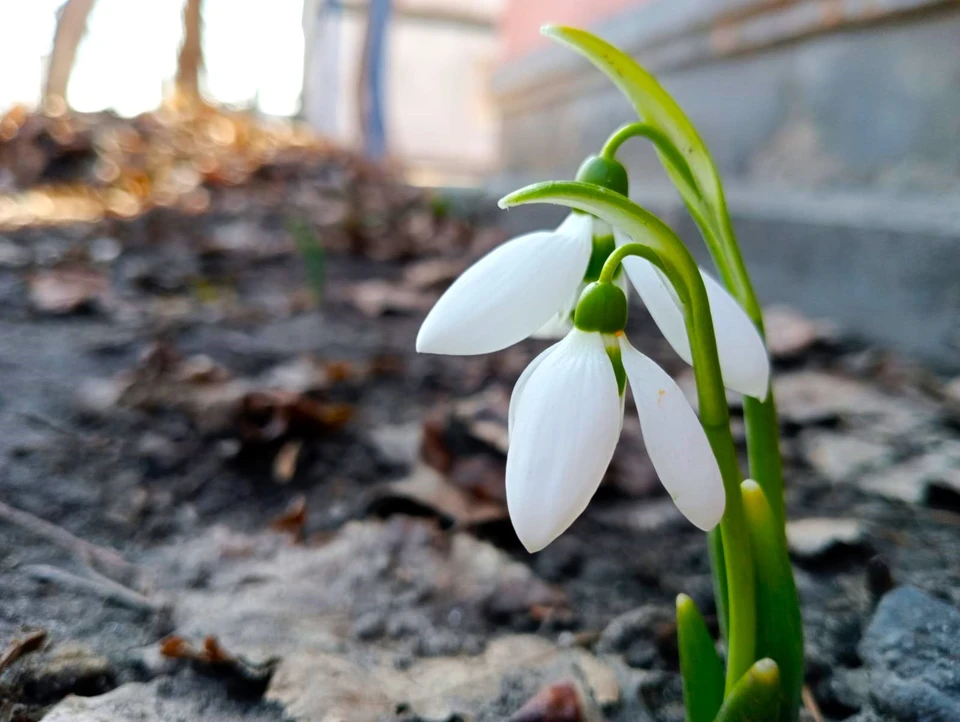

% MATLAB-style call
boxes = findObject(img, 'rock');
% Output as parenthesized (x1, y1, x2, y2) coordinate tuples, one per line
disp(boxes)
(800, 431, 889, 483)
(596, 605, 674, 654)
(268, 635, 619, 722)
(786, 518, 869, 561)
(860, 586, 960, 721)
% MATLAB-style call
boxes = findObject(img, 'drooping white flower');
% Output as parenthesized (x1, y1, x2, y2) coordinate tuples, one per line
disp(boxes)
(416, 212, 595, 355)
(614, 230, 770, 399)
(417, 218, 769, 402)
(507, 328, 725, 553)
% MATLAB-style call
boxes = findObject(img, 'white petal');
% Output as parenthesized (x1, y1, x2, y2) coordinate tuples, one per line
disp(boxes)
(417, 213, 593, 355)
(531, 284, 581, 339)
(615, 231, 769, 399)
(508, 343, 558, 440)
(507, 330, 621, 552)
(619, 337, 725, 531)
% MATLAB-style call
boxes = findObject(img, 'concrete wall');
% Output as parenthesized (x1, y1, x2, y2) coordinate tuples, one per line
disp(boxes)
(489, 0, 960, 369)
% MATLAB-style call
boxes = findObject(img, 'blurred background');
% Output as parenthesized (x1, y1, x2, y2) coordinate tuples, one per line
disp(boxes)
(1, 3, 960, 721)
(2, 0, 958, 365)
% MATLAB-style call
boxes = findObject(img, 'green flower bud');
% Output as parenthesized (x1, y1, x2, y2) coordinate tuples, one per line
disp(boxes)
(575, 154, 629, 197)
(574, 282, 628, 334)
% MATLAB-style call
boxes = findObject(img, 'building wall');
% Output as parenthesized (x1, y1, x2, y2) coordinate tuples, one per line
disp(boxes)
(489, 0, 960, 368)
(302, 0, 504, 184)
(500, 0, 643, 59)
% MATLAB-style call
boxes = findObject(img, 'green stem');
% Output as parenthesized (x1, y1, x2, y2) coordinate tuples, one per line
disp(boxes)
(696, 203, 786, 525)
(601, 123, 787, 526)
(600, 122, 699, 195)
(522, 183, 754, 691)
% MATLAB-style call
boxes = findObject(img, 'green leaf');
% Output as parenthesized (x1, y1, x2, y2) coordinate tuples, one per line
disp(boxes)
(676, 594, 724, 722)
(287, 218, 326, 307)
(715, 658, 781, 722)
(541, 25, 722, 220)
(741, 480, 804, 722)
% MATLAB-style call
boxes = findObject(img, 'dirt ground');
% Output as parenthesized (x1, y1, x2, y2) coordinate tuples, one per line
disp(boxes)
(1, 156, 959, 722)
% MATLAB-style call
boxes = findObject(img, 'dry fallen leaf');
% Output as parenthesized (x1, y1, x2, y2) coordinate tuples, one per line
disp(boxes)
(270, 496, 308, 540)
(159, 634, 277, 699)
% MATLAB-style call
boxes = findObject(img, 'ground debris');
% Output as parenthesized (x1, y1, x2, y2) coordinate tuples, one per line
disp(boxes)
(507, 680, 594, 722)
(159, 635, 277, 699)
(0, 630, 46, 676)
(27, 266, 109, 314)
(269, 635, 618, 722)
(269, 496, 308, 541)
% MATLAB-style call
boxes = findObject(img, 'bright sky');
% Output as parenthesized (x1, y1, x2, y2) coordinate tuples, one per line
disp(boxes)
(0, 0, 305, 117)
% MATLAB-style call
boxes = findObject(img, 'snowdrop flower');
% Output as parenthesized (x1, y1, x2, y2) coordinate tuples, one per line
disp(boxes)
(506, 282, 724, 552)
(615, 230, 769, 399)
(417, 155, 769, 400)
(416, 210, 597, 354)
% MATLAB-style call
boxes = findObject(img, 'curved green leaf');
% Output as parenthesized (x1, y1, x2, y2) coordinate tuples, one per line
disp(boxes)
(542, 25, 722, 218)
(677, 594, 724, 722)
(742, 480, 804, 722)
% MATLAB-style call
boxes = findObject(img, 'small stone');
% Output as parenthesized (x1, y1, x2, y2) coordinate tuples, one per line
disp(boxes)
(861, 586, 960, 721)
(786, 517, 868, 561)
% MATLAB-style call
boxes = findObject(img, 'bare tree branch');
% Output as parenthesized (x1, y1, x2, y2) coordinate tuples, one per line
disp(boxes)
(45, 0, 97, 107)
(175, 0, 205, 105)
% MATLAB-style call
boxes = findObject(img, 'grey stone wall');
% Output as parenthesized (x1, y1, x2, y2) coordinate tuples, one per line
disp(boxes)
(489, 0, 960, 368)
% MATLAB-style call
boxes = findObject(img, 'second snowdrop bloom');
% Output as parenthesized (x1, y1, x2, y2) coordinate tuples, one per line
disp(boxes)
(614, 230, 770, 400)
(506, 283, 725, 553)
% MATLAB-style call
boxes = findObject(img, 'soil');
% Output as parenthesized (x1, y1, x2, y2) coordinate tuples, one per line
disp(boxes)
(0, 160, 958, 722)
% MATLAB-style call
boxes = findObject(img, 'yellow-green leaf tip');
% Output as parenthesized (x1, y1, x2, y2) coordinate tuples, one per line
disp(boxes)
(741, 478, 762, 494)
(676, 592, 693, 611)
(752, 657, 780, 685)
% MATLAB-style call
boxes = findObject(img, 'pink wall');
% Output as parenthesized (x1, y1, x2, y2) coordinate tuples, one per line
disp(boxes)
(500, 0, 648, 59)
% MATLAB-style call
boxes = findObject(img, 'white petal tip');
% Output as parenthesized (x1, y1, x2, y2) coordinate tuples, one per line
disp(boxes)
(509, 509, 566, 553)
(686, 494, 725, 531)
